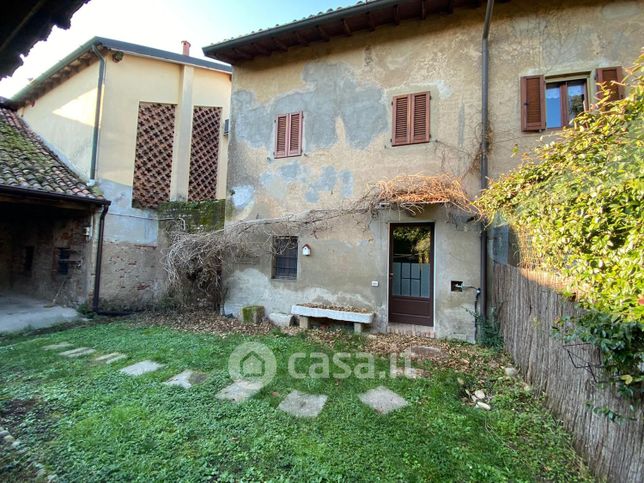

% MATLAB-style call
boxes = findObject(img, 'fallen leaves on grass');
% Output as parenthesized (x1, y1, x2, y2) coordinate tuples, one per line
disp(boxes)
(130, 310, 274, 336)
(364, 333, 509, 380)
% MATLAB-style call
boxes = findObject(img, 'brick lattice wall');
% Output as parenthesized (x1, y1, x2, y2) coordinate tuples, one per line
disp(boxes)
(188, 106, 221, 201)
(132, 103, 176, 208)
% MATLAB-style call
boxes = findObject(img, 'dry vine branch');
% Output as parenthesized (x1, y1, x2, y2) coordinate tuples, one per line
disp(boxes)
(163, 173, 477, 307)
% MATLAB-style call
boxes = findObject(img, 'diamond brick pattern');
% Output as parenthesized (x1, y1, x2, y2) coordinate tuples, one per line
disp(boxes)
(188, 106, 221, 201)
(132, 102, 176, 208)
(0, 107, 101, 201)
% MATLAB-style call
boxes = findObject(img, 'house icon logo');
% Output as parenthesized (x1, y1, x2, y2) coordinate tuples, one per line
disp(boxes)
(228, 342, 276, 386)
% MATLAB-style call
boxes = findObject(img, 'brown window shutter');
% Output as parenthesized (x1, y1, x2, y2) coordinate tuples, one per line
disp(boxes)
(288, 111, 303, 156)
(596, 66, 624, 102)
(392, 94, 410, 145)
(521, 75, 546, 132)
(275, 114, 288, 158)
(411, 92, 430, 143)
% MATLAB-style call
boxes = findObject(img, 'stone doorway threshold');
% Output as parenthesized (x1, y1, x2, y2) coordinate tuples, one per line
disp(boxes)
(387, 323, 435, 338)
(0, 293, 80, 334)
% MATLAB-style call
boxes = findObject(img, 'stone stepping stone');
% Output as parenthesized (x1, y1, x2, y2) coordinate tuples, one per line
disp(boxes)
(278, 390, 328, 418)
(59, 347, 96, 358)
(43, 342, 73, 351)
(358, 386, 409, 414)
(120, 360, 164, 376)
(391, 366, 425, 379)
(215, 380, 263, 403)
(94, 353, 128, 364)
(163, 370, 207, 389)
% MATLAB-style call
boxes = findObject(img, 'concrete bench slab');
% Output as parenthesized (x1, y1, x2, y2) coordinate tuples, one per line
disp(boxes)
(291, 305, 374, 333)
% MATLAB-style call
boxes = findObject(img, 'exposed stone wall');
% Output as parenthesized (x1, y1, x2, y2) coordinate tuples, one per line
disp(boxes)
(95, 241, 166, 310)
(223, 0, 643, 337)
(0, 210, 92, 306)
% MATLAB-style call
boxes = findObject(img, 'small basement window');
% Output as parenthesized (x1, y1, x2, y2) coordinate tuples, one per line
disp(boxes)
(272, 236, 298, 280)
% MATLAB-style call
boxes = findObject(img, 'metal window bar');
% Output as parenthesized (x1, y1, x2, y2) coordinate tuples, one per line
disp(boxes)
(273, 236, 298, 279)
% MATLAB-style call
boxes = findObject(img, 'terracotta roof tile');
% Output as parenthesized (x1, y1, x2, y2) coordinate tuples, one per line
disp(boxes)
(0, 107, 103, 201)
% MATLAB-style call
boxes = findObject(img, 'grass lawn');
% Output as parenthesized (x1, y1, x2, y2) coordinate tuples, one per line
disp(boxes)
(0, 316, 592, 482)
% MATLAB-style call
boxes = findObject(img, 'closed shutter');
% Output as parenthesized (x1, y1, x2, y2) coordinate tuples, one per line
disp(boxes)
(411, 92, 430, 143)
(288, 112, 302, 156)
(275, 114, 288, 157)
(596, 67, 624, 102)
(392, 95, 410, 145)
(521, 75, 546, 132)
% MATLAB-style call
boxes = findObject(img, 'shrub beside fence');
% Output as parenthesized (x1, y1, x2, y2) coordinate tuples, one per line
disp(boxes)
(493, 262, 643, 482)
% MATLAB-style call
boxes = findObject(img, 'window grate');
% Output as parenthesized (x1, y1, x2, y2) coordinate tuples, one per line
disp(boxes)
(272, 236, 298, 280)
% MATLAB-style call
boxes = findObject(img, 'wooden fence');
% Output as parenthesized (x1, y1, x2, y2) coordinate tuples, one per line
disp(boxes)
(493, 263, 643, 482)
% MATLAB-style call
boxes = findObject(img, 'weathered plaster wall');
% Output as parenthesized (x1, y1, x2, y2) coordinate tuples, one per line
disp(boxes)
(18, 62, 99, 179)
(19, 52, 232, 309)
(224, 0, 643, 339)
(92, 54, 231, 307)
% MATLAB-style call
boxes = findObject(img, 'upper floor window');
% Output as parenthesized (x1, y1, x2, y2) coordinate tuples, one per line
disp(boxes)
(521, 67, 623, 132)
(545, 79, 588, 129)
(391, 92, 430, 146)
(274, 112, 303, 158)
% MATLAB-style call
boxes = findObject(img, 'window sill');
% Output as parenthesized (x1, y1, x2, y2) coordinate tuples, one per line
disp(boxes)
(391, 139, 431, 147)
(274, 153, 302, 159)
(271, 277, 297, 282)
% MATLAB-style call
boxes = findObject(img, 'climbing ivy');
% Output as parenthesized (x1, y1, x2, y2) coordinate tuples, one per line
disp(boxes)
(477, 55, 644, 399)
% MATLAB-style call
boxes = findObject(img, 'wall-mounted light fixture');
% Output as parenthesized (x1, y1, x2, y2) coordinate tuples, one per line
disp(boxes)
(302, 244, 311, 256)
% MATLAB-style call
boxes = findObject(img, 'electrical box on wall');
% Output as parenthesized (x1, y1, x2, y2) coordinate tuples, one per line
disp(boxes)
(451, 281, 463, 292)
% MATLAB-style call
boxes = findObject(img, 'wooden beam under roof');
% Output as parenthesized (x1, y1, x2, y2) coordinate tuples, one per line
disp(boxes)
(294, 31, 309, 46)
(251, 42, 271, 56)
(342, 19, 352, 36)
(366, 11, 376, 31)
(232, 47, 252, 60)
(317, 25, 330, 41)
(272, 37, 288, 51)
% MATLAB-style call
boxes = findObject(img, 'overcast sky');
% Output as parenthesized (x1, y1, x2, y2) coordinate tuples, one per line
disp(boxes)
(0, 0, 355, 98)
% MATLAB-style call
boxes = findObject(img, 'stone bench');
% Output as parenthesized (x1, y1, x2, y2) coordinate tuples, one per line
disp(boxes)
(291, 305, 374, 333)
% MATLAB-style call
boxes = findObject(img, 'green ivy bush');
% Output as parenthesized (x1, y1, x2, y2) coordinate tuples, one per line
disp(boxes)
(477, 55, 643, 400)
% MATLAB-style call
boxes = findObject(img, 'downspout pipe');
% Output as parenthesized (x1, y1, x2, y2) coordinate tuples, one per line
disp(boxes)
(89, 44, 106, 184)
(479, 0, 494, 327)
(92, 201, 110, 312)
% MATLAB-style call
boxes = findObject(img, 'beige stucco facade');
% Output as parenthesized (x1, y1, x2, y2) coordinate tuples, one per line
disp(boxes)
(223, 0, 643, 339)
(19, 49, 232, 309)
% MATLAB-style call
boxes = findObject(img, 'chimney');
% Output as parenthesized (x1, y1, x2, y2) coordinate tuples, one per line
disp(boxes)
(181, 40, 191, 56)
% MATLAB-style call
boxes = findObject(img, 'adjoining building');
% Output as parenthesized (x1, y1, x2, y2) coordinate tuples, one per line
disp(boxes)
(203, 0, 642, 339)
(11, 37, 232, 309)
(0, 100, 108, 312)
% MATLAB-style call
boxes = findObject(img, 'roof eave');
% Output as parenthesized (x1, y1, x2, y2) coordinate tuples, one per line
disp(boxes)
(203, 0, 496, 64)
(0, 184, 109, 206)
(12, 36, 232, 107)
